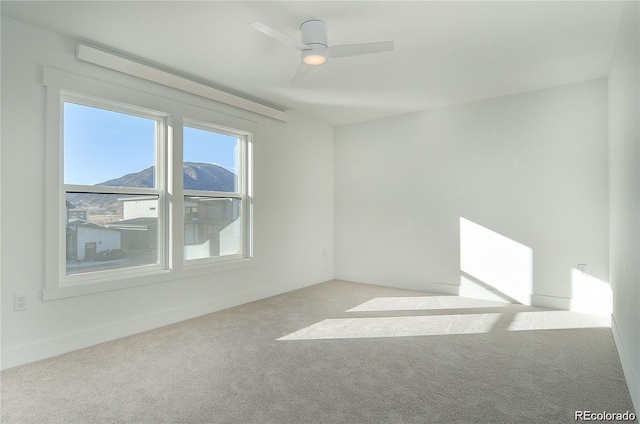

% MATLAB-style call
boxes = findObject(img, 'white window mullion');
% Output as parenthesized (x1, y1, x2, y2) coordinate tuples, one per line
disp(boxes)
(244, 134, 253, 259)
(64, 185, 161, 196)
(170, 115, 185, 270)
(156, 116, 169, 272)
(182, 190, 243, 198)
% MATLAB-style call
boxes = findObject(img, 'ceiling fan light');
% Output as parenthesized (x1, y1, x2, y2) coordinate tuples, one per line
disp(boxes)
(302, 44, 328, 66)
(304, 54, 327, 66)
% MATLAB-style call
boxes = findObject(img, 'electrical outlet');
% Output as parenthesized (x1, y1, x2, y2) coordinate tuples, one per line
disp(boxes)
(14, 294, 28, 311)
(577, 264, 588, 276)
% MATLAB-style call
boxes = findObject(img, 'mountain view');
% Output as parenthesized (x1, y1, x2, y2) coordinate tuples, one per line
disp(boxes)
(67, 162, 237, 212)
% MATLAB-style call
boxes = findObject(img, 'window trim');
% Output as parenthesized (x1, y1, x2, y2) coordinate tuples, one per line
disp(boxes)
(43, 67, 256, 300)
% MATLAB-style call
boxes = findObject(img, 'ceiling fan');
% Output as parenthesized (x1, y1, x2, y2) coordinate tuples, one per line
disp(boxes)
(250, 20, 394, 82)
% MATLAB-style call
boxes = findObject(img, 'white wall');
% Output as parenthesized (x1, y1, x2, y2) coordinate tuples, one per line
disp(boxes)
(123, 199, 158, 219)
(335, 78, 609, 309)
(608, 1, 640, 412)
(0, 17, 334, 369)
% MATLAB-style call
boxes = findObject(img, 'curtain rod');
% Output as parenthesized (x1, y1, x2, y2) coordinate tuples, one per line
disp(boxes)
(76, 44, 289, 123)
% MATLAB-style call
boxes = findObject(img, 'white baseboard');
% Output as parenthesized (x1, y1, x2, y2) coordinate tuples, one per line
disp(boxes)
(611, 315, 640, 414)
(335, 273, 597, 311)
(334, 272, 459, 295)
(1, 272, 331, 370)
(531, 294, 572, 310)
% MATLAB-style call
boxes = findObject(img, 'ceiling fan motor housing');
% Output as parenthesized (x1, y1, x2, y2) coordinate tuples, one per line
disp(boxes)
(301, 20, 328, 65)
(301, 20, 328, 46)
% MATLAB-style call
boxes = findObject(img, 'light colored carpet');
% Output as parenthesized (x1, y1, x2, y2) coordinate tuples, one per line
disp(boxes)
(1, 280, 637, 423)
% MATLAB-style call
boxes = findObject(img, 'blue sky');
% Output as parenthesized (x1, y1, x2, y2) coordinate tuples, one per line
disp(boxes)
(64, 102, 238, 186)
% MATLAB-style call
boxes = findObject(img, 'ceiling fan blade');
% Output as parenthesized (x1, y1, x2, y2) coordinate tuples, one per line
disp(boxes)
(250, 22, 310, 51)
(292, 62, 311, 83)
(328, 41, 394, 58)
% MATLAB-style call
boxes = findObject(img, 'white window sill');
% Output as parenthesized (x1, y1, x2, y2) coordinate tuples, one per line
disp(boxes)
(43, 258, 258, 301)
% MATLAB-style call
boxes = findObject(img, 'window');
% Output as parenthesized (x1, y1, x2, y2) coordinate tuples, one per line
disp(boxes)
(63, 97, 166, 278)
(183, 123, 247, 262)
(44, 70, 254, 299)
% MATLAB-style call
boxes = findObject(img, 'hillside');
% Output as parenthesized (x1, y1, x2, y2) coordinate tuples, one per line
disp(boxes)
(67, 162, 237, 212)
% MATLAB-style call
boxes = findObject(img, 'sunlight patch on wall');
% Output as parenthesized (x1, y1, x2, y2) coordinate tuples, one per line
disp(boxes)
(508, 310, 609, 331)
(346, 296, 509, 313)
(277, 314, 502, 340)
(460, 217, 533, 305)
(570, 268, 612, 316)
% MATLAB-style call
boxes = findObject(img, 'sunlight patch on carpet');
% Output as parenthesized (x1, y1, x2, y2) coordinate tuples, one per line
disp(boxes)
(277, 314, 502, 340)
(346, 296, 510, 312)
(508, 311, 610, 331)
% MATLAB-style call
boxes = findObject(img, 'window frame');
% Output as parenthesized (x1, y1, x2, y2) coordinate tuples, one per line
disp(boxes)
(182, 119, 251, 265)
(43, 67, 255, 300)
(60, 92, 170, 284)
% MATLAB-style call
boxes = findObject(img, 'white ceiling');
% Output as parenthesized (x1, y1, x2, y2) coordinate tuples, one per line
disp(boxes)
(1, 1, 625, 126)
